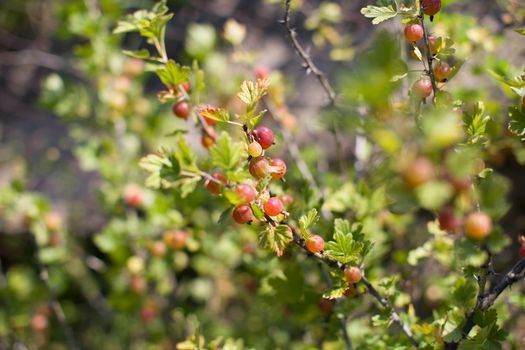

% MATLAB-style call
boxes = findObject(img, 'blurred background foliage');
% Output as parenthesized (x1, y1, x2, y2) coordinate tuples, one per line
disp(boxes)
(1, 0, 525, 349)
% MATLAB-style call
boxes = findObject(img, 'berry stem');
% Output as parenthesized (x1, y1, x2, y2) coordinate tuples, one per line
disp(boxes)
(419, 7, 439, 98)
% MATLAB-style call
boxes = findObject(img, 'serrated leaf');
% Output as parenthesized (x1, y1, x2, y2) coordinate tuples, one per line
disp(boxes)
(360, 4, 397, 25)
(198, 106, 230, 122)
(259, 225, 292, 256)
(123, 49, 151, 59)
(324, 219, 372, 265)
(298, 209, 319, 239)
(508, 106, 525, 138)
(237, 79, 269, 112)
(322, 285, 347, 300)
(139, 148, 180, 189)
(175, 134, 197, 169)
(250, 202, 265, 220)
(209, 132, 243, 170)
(156, 60, 191, 87)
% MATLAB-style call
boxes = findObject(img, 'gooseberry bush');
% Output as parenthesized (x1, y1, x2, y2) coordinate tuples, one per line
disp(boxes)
(2, 0, 525, 349)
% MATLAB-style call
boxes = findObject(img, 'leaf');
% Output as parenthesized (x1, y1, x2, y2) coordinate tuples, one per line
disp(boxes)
(139, 148, 180, 189)
(259, 225, 292, 256)
(324, 219, 372, 265)
(514, 28, 525, 35)
(156, 60, 191, 87)
(508, 106, 525, 138)
(198, 105, 230, 123)
(360, 4, 398, 25)
(298, 209, 319, 239)
(322, 285, 347, 300)
(237, 79, 269, 112)
(464, 101, 491, 145)
(123, 49, 151, 59)
(209, 132, 243, 170)
(175, 134, 197, 169)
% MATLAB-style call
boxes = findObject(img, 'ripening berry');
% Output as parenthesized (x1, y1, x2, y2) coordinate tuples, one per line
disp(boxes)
(148, 241, 167, 257)
(249, 156, 271, 178)
(163, 230, 188, 250)
(44, 212, 62, 232)
(464, 212, 492, 240)
(433, 62, 451, 82)
(182, 81, 192, 93)
(438, 208, 462, 233)
(402, 157, 435, 188)
(270, 158, 287, 180)
(448, 176, 472, 193)
(344, 266, 362, 284)
(306, 235, 325, 253)
(124, 185, 143, 208)
(281, 194, 294, 206)
(252, 126, 275, 149)
(141, 305, 157, 322)
(248, 141, 263, 157)
(263, 197, 283, 216)
(172, 101, 191, 119)
(237, 184, 257, 203)
(427, 36, 438, 55)
(519, 245, 525, 258)
(404, 24, 424, 42)
(255, 66, 270, 80)
(201, 134, 215, 149)
(411, 78, 433, 98)
(129, 275, 147, 294)
(206, 172, 227, 195)
(422, 0, 441, 16)
(31, 314, 49, 332)
(233, 204, 254, 224)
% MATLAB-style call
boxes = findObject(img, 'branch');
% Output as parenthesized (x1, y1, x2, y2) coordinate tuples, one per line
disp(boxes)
(281, 0, 337, 105)
(418, 7, 438, 96)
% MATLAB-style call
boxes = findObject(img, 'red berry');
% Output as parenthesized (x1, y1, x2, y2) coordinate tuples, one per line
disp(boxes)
(448, 176, 472, 193)
(236, 184, 257, 203)
(519, 245, 525, 258)
(422, 0, 441, 16)
(233, 204, 254, 224)
(404, 24, 424, 42)
(255, 66, 270, 80)
(263, 197, 283, 217)
(270, 158, 287, 180)
(281, 194, 294, 206)
(306, 235, 324, 253)
(124, 185, 143, 208)
(201, 134, 215, 149)
(163, 230, 188, 250)
(248, 142, 263, 157)
(172, 101, 191, 119)
(141, 305, 157, 322)
(31, 314, 49, 332)
(249, 157, 271, 178)
(438, 208, 462, 233)
(427, 36, 438, 55)
(433, 62, 451, 82)
(182, 81, 192, 93)
(344, 266, 362, 284)
(411, 78, 433, 98)
(206, 172, 227, 195)
(148, 241, 167, 257)
(464, 212, 492, 240)
(402, 157, 435, 188)
(252, 126, 275, 149)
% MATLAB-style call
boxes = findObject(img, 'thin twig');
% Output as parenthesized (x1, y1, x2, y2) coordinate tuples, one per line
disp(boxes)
(281, 0, 337, 104)
(418, 7, 438, 96)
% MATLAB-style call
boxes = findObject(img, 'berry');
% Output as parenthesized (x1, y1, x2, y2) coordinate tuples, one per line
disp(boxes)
(263, 197, 283, 216)
(433, 62, 451, 82)
(129, 275, 147, 294)
(249, 157, 271, 178)
(422, 0, 441, 16)
(141, 305, 157, 322)
(270, 158, 287, 180)
(248, 141, 263, 157)
(172, 101, 191, 119)
(182, 81, 192, 93)
(519, 245, 525, 258)
(448, 176, 472, 193)
(124, 185, 143, 208)
(233, 204, 254, 224)
(252, 126, 275, 149)
(148, 241, 167, 257)
(427, 36, 438, 55)
(404, 24, 424, 42)
(464, 212, 492, 241)
(201, 134, 215, 149)
(236, 184, 257, 203)
(318, 298, 334, 314)
(44, 212, 62, 232)
(411, 78, 433, 98)
(438, 208, 462, 233)
(206, 172, 227, 195)
(255, 66, 270, 80)
(306, 235, 325, 253)
(163, 230, 188, 250)
(281, 194, 294, 206)
(402, 157, 435, 188)
(344, 266, 362, 284)
(31, 314, 49, 332)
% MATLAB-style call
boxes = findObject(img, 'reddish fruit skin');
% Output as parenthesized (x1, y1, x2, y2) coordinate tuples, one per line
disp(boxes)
(248, 142, 263, 157)
(402, 157, 435, 188)
(31, 314, 49, 332)
(344, 266, 362, 284)
(149, 241, 167, 257)
(182, 81, 192, 93)
(141, 306, 157, 322)
(252, 126, 275, 149)
(433, 62, 451, 82)
(263, 197, 283, 216)
(206, 172, 227, 195)
(237, 184, 257, 203)
(172, 101, 191, 119)
(281, 194, 294, 206)
(233, 205, 254, 224)
(249, 157, 271, 178)
(270, 158, 287, 180)
(201, 134, 215, 149)
(519, 245, 525, 258)
(306, 235, 325, 253)
(412, 78, 433, 98)
(438, 208, 462, 233)
(404, 24, 424, 42)
(448, 176, 472, 193)
(464, 212, 492, 240)
(422, 0, 441, 16)
(255, 66, 270, 80)
(318, 298, 334, 314)
(163, 230, 188, 250)
(427, 36, 438, 55)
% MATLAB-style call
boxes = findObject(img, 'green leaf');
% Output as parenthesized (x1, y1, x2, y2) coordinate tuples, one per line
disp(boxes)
(324, 219, 372, 265)
(156, 60, 191, 87)
(123, 49, 151, 59)
(237, 79, 269, 113)
(508, 106, 525, 138)
(259, 225, 292, 256)
(360, 4, 397, 25)
(322, 285, 347, 300)
(464, 101, 491, 145)
(250, 202, 265, 221)
(139, 148, 181, 189)
(514, 28, 525, 35)
(175, 134, 197, 169)
(209, 132, 243, 170)
(415, 181, 454, 210)
(298, 209, 319, 239)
